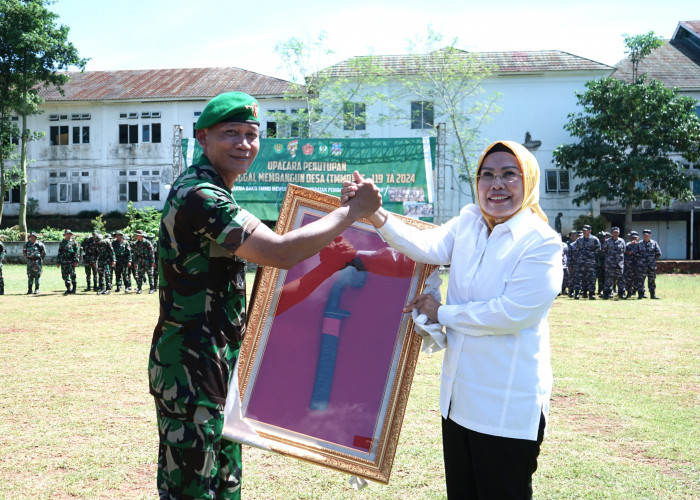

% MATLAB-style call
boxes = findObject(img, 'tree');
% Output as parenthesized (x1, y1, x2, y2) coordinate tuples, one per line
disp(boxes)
(0, 0, 87, 236)
(0, 115, 20, 223)
(274, 32, 388, 138)
(389, 28, 501, 203)
(553, 32, 700, 231)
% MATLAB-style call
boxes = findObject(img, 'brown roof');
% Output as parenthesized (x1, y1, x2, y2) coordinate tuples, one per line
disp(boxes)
(675, 20, 700, 39)
(613, 39, 700, 89)
(321, 49, 612, 77)
(37, 67, 295, 101)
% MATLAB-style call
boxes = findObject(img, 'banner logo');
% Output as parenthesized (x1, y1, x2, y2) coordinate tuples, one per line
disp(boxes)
(273, 143, 284, 153)
(302, 143, 314, 156)
(287, 139, 299, 158)
(331, 143, 342, 157)
(319, 144, 328, 156)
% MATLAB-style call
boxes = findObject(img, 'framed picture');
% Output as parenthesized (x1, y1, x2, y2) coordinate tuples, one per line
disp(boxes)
(224, 184, 436, 484)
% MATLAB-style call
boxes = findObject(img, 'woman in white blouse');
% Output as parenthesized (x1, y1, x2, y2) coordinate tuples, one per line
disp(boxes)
(344, 140, 563, 499)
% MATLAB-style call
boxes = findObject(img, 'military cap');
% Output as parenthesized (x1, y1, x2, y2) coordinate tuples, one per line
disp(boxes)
(64, 229, 73, 235)
(114, 230, 123, 236)
(611, 227, 620, 233)
(577, 230, 583, 236)
(195, 92, 260, 130)
(134, 229, 145, 236)
(582, 224, 591, 231)
(28, 231, 38, 238)
(629, 231, 639, 236)
(643, 229, 652, 234)
(93, 232, 102, 239)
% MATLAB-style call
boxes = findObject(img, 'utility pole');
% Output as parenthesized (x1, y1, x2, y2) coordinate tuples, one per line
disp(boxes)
(172, 125, 184, 183)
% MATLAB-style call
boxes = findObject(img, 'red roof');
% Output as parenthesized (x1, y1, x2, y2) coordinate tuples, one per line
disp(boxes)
(321, 49, 612, 77)
(37, 67, 295, 101)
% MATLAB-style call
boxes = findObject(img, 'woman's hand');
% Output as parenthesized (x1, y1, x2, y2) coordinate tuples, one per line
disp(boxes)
(403, 293, 441, 323)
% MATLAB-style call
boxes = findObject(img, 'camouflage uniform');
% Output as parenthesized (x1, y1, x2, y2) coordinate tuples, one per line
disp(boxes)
(624, 235, 640, 296)
(602, 234, 626, 299)
(560, 241, 569, 295)
(566, 234, 578, 297)
(23, 237, 46, 294)
(573, 233, 600, 299)
(112, 235, 133, 291)
(57, 234, 80, 294)
(81, 235, 98, 290)
(149, 155, 260, 499)
(595, 233, 607, 296)
(151, 235, 160, 290)
(95, 237, 116, 294)
(637, 234, 662, 299)
(0, 240, 5, 295)
(132, 234, 155, 293)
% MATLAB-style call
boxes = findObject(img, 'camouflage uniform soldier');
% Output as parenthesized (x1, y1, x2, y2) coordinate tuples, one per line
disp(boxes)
(0, 239, 5, 295)
(112, 230, 133, 292)
(602, 227, 626, 299)
(56, 229, 80, 294)
(132, 229, 155, 294)
(94, 233, 116, 295)
(149, 92, 380, 499)
(566, 230, 578, 297)
(150, 234, 159, 290)
(637, 229, 662, 299)
(573, 224, 600, 300)
(81, 231, 99, 291)
(624, 231, 640, 297)
(595, 231, 608, 296)
(23, 232, 46, 294)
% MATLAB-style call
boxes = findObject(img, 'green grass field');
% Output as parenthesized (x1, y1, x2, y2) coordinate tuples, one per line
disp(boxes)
(0, 264, 698, 499)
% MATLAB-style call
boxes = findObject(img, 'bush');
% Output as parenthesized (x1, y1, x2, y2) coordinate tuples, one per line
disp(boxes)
(106, 210, 124, 219)
(125, 201, 160, 237)
(77, 210, 101, 219)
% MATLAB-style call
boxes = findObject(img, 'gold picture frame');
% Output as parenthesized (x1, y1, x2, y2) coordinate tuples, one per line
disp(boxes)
(224, 184, 435, 484)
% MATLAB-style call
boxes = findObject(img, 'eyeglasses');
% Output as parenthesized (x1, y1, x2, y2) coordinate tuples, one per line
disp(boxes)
(477, 170, 522, 184)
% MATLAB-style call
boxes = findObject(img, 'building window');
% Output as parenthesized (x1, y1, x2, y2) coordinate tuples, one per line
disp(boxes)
(3, 185, 20, 203)
(142, 123, 161, 143)
(48, 171, 90, 202)
(142, 181, 160, 201)
(266, 110, 287, 138)
(545, 169, 570, 193)
(50, 125, 69, 146)
(290, 109, 309, 138)
(72, 126, 90, 144)
(10, 116, 19, 145)
(119, 124, 138, 144)
(411, 101, 434, 129)
(343, 102, 366, 131)
(119, 181, 139, 202)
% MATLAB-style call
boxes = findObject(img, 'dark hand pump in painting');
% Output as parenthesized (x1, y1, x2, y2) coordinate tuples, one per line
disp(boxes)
(310, 262, 367, 410)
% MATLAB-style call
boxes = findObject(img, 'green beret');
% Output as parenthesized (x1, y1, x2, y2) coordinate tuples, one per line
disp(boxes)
(195, 92, 260, 130)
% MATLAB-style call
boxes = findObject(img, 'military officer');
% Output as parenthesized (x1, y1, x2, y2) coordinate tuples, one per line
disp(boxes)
(23, 232, 46, 294)
(624, 231, 640, 297)
(566, 230, 578, 297)
(112, 230, 133, 292)
(637, 229, 662, 299)
(573, 225, 600, 300)
(81, 231, 99, 291)
(56, 229, 80, 294)
(94, 233, 116, 295)
(132, 229, 156, 294)
(602, 227, 626, 299)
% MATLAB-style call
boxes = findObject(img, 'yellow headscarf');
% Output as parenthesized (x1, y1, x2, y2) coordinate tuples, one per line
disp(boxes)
(476, 140, 548, 230)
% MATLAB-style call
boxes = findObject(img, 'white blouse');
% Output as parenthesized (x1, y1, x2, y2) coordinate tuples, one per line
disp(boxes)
(377, 204, 562, 440)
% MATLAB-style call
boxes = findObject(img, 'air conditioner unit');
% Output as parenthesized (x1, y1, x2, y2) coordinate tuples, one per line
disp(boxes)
(641, 200, 656, 209)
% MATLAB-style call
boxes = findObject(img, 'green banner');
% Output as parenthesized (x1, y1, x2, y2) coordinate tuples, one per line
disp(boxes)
(182, 137, 435, 221)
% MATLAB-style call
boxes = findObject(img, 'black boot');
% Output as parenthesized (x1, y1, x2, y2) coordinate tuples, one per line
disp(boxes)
(603, 291, 610, 300)
(27, 283, 33, 294)
(71, 283, 76, 294)
(0, 284, 4, 295)
(638, 291, 645, 299)
(650, 292, 659, 300)
(589, 292, 596, 300)
(85, 283, 91, 292)
(64, 283, 71, 295)
(574, 291, 580, 300)
(619, 291, 627, 300)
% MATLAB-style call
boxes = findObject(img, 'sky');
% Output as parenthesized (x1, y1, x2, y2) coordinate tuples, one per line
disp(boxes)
(50, 0, 698, 80)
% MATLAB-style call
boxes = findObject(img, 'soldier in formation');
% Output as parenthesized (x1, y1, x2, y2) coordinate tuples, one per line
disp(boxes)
(56, 229, 80, 294)
(637, 229, 662, 299)
(572, 224, 600, 300)
(595, 231, 609, 297)
(132, 230, 156, 294)
(0, 238, 5, 295)
(601, 227, 626, 299)
(94, 233, 116, 295)
(112, 230, 133, 292)
(624, 231, 640, 298)
(23, 232, 46, 295)
(81, 231, 99, 291)
(565, 230, 578, 297)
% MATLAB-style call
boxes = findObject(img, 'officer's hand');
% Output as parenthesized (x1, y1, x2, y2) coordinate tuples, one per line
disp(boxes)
(345, 171, 381, 220)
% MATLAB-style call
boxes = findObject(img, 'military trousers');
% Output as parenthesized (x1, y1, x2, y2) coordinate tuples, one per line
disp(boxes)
(134, 262, 154, 289)
(84, 261, 97, 287)
(574, 261, 596, 293)
(604, 266, 625, 294)
(638, 266, 657, 294)
(60, 262, 77, 286)
(97, 262, 113, 290)
(115, 262, 132, 288)
(154, 398, 241, 500)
